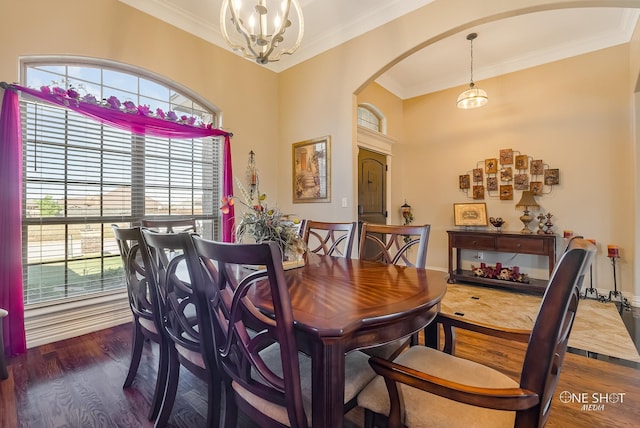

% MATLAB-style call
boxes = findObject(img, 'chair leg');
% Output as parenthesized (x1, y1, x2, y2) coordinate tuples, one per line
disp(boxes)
(363, 408, 375, 428)
(206, 378, 222, 428)
(222, 382, 238, 428)
(123, 320, 144, 388)
(148, 339, 169, 420)
(154, 347, 180, 428)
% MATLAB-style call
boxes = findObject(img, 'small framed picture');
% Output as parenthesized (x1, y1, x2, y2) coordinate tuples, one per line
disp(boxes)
(485, 158, 498, 174)
(515, 155, 528, 170)
(530, 181, 543, 195)
(500, 185, 513, 200)
(486, 176, 498, 191)
(500, 167, 513, 182)
(545, 168, 560, 185)
(459, 174, 470, 189)
(500, 149, 513, 165)
(530, 159, 544, 175)
(472, 168, 483, 183)
(472, 185, 485, 200)
(454, 203, 488, 226)
(514, 173, 529, 190)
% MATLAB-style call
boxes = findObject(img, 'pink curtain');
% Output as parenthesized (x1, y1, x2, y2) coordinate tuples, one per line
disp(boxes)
(0, 83, 236, 356)
(0, 89, 27, 356)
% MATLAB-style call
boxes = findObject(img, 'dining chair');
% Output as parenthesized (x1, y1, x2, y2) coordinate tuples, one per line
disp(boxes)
(302, 220, 357, 258)
(140, 229, 221, 428)
(357, 237, 596, 428)
(141, 217, 197, 233)
(112, 225, 166, 420)
(188, 237, 377, 428)
(358, 222, 432, 358)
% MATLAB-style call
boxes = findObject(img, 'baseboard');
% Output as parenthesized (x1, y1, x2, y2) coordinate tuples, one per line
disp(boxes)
(24, 291, 132, 348)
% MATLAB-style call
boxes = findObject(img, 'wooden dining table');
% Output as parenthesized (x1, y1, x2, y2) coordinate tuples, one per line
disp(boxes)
(246, 252, 448, 428)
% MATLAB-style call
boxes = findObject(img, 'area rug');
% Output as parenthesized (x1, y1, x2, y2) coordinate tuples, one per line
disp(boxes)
(440, 283, 640, 363)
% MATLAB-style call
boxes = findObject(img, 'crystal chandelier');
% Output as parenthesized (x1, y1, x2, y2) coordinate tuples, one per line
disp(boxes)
(220, 0, 304, 65)
(457, 33, 488, 109)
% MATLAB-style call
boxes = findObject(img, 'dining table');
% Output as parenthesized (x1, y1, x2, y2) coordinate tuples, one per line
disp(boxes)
(246, 252, 448, 428)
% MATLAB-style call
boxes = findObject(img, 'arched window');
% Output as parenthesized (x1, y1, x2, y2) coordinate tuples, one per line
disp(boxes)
(21, 59, 222, 305)
(357, 103, 386, 134)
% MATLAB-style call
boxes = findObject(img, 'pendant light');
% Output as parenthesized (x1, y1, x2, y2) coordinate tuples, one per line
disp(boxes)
(220, 0, 304, 65)
(457, 32, 488, 109)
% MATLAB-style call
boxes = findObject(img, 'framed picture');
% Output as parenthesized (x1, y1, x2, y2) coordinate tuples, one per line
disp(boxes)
(500, 184, 513, 200)
(530, 159, 544, 175)
(472, 168, 483, 183)
(515, 154, 528, 170)
(459, 174, 470, 189)
(544, 168, 560, 185)
(500, 167, 513, 182)
(486, 176, 498, 191)
(472, 185, 485, 200)
(454, 203, 488, 226)
(530, 181, 543, 195)
(292, 136, 331, 203)
(500, 149, 513, 165)
(514, 173, 529, 190)
(485, 158, 498, 174)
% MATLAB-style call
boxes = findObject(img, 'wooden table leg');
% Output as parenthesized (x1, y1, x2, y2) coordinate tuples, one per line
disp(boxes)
(311, 338, 345, 428)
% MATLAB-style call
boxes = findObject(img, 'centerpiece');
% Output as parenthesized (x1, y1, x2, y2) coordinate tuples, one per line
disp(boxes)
(221, 178, 305, 265)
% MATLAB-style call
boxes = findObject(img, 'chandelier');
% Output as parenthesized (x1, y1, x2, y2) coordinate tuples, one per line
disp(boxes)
(220, 0, 304, 65)
(457, 32, 488, 109)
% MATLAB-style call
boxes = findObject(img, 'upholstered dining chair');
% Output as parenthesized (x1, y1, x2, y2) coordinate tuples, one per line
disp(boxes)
(187, 237, 377, 428)
(141, 217, 197, 233)
(357, 237, 596, 428)
(302, 220, 357, 258)
(358, 222, 432, 358)
(140, 229, 221, 428)
(112, 225, 166, 420)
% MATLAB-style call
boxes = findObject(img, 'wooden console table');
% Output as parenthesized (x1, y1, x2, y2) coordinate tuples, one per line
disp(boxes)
(447, 230, 556, 294)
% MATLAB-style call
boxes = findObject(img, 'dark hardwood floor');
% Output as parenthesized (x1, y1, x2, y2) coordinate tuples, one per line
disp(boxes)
(1, 318, 639, 427)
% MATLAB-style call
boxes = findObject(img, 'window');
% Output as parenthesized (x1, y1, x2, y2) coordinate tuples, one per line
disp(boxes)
(357, 103, 386, 134)
(22, 60, 222, 305)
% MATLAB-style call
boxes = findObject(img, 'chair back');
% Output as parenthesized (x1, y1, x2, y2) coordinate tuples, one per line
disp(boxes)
(139, 229, 215, 373)
(302, 220, 356, 258)
(189, 237, 308, 428)
(112, 225, 160, 330)
(518, 237, 595, 427)
(141, 218, 197, 233)
(359, 222, 431, 268)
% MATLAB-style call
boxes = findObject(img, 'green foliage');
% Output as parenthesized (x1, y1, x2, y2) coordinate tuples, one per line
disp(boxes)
(36, 195, 62, 217)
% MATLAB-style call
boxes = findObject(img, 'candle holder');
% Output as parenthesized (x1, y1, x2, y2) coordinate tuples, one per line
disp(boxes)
(605, 245, 630, 310)
(581, 239, 599, 300)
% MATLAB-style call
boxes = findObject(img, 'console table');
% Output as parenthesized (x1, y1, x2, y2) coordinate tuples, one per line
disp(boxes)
(447, 230, 556, 294)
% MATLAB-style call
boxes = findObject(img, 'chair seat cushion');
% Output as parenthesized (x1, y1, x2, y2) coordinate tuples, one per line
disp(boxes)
(234, 346, 376, 426)
(357, 346, 517, 428)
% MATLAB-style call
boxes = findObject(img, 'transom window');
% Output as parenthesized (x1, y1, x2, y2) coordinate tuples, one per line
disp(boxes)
(22, 60, 222, 305)
(357, 103, 386, 133)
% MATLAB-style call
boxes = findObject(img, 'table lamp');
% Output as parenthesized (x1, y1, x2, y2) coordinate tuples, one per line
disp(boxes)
(516, 191, 539, 234)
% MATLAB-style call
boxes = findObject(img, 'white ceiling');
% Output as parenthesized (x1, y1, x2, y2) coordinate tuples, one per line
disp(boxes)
(120, 0, 639, 99)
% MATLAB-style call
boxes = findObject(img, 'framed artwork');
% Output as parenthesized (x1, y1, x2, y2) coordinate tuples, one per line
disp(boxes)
(500, 185, 513, 200)
(454, 203, 488, 226)
(486, 176, 498, 191)
(459, 174, 470, 189)
(472, 185, 485, 200)
(545, 168, 560, 185)
(514, 173, 529, 190)
(530, 181, 543, 195)
(499, 149, 513, 165)
(472, 168, 483, 183)
(515, 155, 528, 170)
(500, 167, 513, 182)
(485, 158, 498, 174)
(530, 159, 544, 175)
(292, 136, 331, 203)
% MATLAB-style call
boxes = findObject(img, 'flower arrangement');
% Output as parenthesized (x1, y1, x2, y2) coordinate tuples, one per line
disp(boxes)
(221, 178, 305, 260)
(37, 85, 214, 129)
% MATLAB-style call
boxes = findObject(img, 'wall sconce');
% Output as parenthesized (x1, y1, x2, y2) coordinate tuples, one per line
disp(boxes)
(246, 150, 259, 199)
(401, 200, 413, 225)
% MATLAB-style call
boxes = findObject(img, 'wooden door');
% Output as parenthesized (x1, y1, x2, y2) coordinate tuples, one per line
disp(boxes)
(358, 148, 387, 256)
